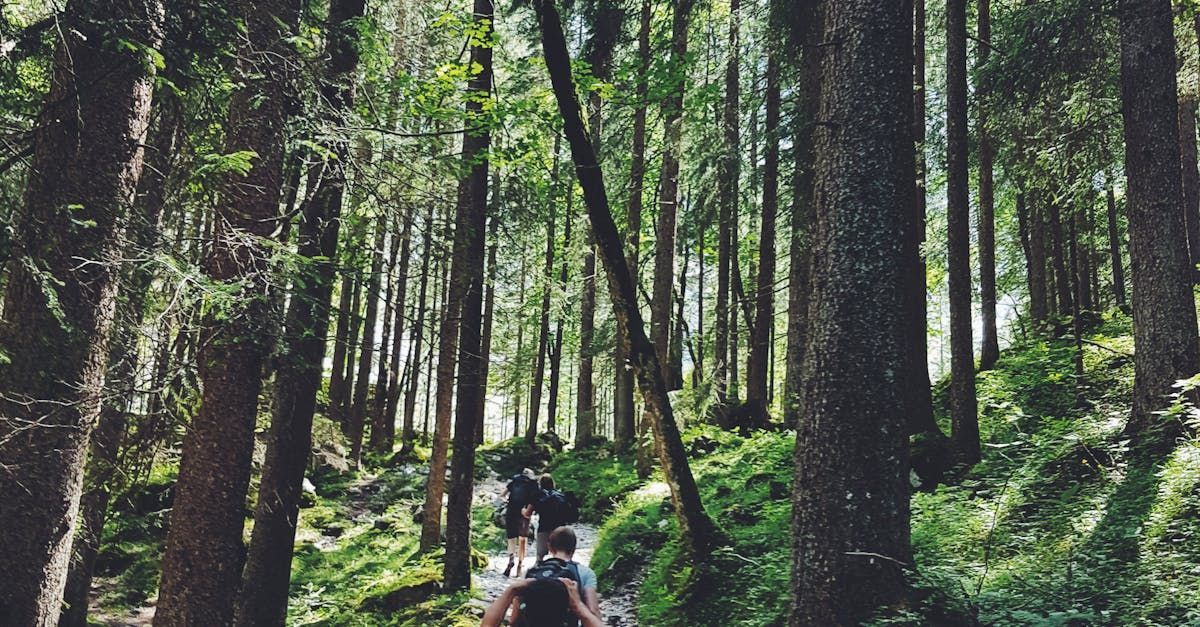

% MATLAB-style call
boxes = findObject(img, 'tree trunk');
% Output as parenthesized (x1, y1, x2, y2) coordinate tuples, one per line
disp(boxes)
(1049, 201, 1074, 318)
(947, 0, 979, 466)
(349, 219, 386, 466)
(535, 0, 718, 559)
(328, 274, 355, 424)
(1075, 199, 1094, 313)
(512, 253, 528, 440)
(652, 0, 691, 397)
(59, 89, 180, 627)
(1117, 0, 1200, 451)
(369, 216, 401, 453)
(783, 0, 820, 431)
(1105, 182, 1128, 309)
(747, 46, 779, 412)
(339, 272, 364, 429)
(384, 212, 413, 450)
(1019, 192, 1050, 325)
(614, 0, 651, 451)
(789, 1, 914, 621)
(0, 3, 159, 620)
(155, 0, 299, 622)
(548, 193, 573, 435)
(233, 0, 362, 619)
(478, 212, 500, 445)
(527, 146, 559, 445)
(442, 0, 493, 585)
(1179, 92, 1200, 280)
(977, 0, 999, 370)
(714, 0, 739, 412)
(401, 205, 435, 452)
(904, 0, 944, 461)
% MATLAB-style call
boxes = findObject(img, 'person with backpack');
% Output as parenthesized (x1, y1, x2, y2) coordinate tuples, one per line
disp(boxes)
(480, 526, 602, 627)
(500, 468, 539, 576)
(530, 474, 581, 563)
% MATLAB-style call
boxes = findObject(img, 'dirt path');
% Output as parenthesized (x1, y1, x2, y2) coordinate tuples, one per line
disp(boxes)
(471, 474, 640, 626)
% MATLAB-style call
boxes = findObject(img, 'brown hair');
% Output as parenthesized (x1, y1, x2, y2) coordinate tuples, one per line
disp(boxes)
(539, 474, 555, 490)
(547, 526, 577, 555)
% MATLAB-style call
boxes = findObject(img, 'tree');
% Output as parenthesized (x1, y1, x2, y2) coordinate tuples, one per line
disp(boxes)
(783, 0, 820, 430)
(154, 0, 300, 621)
(978, 0, 999, 369)
(1104, 181, 1128, 308)
(714, 0, 740, 410)
(1117, 0, 1200, 450)
(534, 0, 719, 558)
(789, 0, 915, 621)
(746, 41, 780, 414)
(443, 0, 494, 586)
(0, 1, 161, 622)
(60, 89, 182, 627)
(349, 218, 386, 466)
(946, 0, 980, 465)
(234, 0, 363, 621)
(614, 0, 650, 450)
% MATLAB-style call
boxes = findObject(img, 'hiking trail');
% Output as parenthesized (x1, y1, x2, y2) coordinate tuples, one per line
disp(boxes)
(471, 473, 641, 626)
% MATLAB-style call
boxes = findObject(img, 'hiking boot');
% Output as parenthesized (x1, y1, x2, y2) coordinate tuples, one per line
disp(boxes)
(502, 555, 514, 577)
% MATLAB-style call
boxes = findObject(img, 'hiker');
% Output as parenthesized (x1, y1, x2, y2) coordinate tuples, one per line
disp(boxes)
(501, 467, 538, 576)
(531, 474, 579, 563)
(480, 526, 602, 627)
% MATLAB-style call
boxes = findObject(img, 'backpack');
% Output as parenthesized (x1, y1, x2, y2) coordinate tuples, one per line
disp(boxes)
(539, 490, 582, 529)
(508, 474, 539, 510)
(521, 558, 582, 627)
(491, 503, 507, 530)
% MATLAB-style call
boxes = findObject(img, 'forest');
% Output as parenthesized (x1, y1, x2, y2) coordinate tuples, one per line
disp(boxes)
(2, 0, 1200, 624)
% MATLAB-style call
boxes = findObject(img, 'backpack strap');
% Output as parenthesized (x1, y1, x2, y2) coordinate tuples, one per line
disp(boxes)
(565, 561, 581, 585)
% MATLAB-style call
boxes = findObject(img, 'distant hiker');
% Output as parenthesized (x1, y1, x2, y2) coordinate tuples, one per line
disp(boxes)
(480, 526, 602, 627)
(501, 467, 539, 576)
(531, 474, 581, 563)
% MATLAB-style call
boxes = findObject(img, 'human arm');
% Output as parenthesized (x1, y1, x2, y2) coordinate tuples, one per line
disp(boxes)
(560, 578, 604, 627)
(480, 579, 529, 627)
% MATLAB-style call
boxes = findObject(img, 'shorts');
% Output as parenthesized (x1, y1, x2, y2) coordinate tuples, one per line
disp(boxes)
(505, 510, 531, 540)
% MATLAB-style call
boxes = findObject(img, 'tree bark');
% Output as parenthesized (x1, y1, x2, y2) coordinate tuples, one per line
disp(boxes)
(0, 3, 159, 619)
(155, 0, 299, 622)
(535, 0, 719, 559)
(614, 0, 651, 450)
(1050, 200, 1075, 317)
(1019, 192, 1049, 325)
(947, 0, 979, 465)
(443, 0, 493, 585)
(349, 219, 386, 466)
(1179, 90, 1200, 280)
(328, 274, 355, 425)
(478, 212, 500, 445)
(59, 88, 180, 627)
(747, 45, 780, 412)
(1117, 0, 1200, 450)
(527, 144, 559, 445)
(1105, 182, 1128, 309)
(234, 0, 363, 619)
(714, 0, 739, 411)
(369, 217, 401, 452)
(401, 205, 435, 452)
(977, 0, 999, 370)
(783, 0, 820, 431)
(789, 1, 914, 621)
(384, 212, 413, 451)
(548, 193, 573, 435)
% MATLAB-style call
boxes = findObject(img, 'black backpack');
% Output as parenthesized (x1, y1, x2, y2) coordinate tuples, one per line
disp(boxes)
(508, 474, 539, 510)
(540, 490, 582, 528)
(521, 558, 582, 627)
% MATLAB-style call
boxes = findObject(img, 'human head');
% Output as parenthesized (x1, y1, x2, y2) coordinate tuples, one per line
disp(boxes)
(539, 473, 555, 490)
(518, 578, 569, 624)
(547, 526, 577, 557)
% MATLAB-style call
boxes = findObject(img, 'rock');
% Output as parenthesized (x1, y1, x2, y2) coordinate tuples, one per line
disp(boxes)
(302, 477, 317, 494)
(361, 580, 441, 612)
(373, 518, 392, 531)
(322, 524, 345, 538)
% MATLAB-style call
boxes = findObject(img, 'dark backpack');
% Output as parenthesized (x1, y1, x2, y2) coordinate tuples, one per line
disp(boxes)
(508, 474, 539, 510)
(539, 490, 582, 529)
(521, 558, 582, 627)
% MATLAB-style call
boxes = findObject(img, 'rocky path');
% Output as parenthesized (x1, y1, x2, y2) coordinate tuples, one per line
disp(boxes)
(471, 474, 640, 626)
